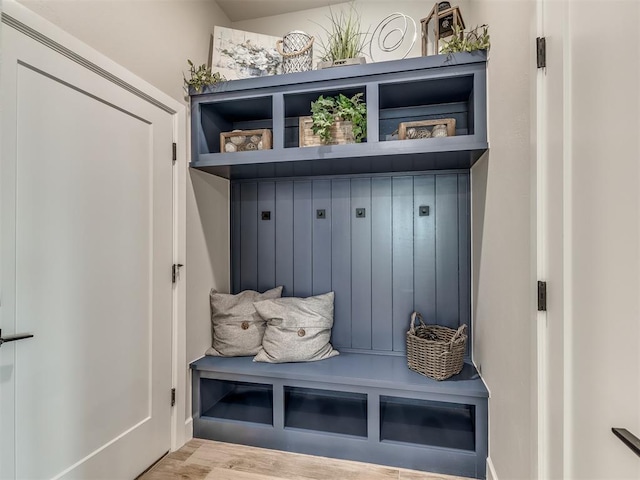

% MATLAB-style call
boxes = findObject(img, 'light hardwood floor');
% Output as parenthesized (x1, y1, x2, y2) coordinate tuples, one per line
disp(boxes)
(139, 439, 471, 480)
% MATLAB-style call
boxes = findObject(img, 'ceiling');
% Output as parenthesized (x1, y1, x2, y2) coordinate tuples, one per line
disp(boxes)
(216, 0, 347, 22)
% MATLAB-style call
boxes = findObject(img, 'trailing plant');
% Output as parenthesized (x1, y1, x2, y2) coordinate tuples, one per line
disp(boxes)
(310, 92, 367, 144)
(317, 4, 369, 62)
(184, 59, 225, 93)
(440, 24, 490, 55)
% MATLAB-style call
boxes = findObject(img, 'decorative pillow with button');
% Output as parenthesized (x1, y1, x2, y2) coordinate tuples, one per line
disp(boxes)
(252, 292, 339, 363)
(206, 286, 283, 357)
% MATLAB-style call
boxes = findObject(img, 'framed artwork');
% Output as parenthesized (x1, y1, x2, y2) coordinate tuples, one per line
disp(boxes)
(211, 26, 282, 80)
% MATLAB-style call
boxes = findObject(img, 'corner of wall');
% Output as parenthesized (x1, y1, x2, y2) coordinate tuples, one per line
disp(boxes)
(184, 416, 194, 442)
(487, 456, 499, 480)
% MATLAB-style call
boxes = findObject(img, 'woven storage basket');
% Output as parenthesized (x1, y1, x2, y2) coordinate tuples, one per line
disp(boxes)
(406, 311, 467, 381)
(276, 31, 314, 74)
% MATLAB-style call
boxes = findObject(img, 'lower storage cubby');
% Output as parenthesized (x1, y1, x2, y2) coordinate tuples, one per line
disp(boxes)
(380, 396, 475, 451)
(200, 379, 273, 425)
(191, 355, 488, 478)
(284, 386, 367, 437)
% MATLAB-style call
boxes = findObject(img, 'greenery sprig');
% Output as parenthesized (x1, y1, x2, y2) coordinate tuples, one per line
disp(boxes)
(440, 24, 490, 55)
(184, 59, 225, 94)
(310, 92, 367, 144)
(317, 4, 369, 62)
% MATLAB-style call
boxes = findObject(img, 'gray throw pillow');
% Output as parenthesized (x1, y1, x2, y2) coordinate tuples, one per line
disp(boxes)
(206, 286, 283, 357)
(253, 292, 339, 363)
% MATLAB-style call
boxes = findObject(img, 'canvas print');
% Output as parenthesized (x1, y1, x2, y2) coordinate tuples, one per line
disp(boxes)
(211, 26, 282, 80)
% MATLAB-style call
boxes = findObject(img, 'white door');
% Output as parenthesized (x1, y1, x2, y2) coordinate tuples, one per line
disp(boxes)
(0, 5, 176, 479)
(540, 0, 640, 478)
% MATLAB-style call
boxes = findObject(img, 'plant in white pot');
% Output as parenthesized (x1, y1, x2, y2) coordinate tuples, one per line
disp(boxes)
(309, 92, 367, 145)
(316, 4, 369, 69)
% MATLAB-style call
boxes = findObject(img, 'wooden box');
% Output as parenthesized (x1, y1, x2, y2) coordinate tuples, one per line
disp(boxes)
(398, 119, 456, 140)
(220, 129, 272, 153)
(299, 116, 354, 147)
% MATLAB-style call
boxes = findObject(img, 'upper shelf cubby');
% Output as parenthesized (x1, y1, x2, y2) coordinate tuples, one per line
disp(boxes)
(199, 96, 273, 155)
(284, 86, 367, 149)
(378, 75, 475, 141)
(190, 51, 487, 180)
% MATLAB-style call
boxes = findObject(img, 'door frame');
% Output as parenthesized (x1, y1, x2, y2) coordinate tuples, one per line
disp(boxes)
(1, 0, 188, 454)
(535, 1, 576, 478)
(536, 2, 640, 478)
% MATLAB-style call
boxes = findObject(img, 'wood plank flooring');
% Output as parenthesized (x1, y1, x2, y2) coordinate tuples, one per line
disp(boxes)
(139, 439, 472, 480)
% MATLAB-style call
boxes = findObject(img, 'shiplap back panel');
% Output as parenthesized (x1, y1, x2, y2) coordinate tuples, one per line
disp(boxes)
(231, 172, 470, 354)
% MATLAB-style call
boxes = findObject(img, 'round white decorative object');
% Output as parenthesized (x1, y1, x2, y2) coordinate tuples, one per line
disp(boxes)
(432, 124, 448, 137)
(258, 141, 263, 150)
(225, 142, 237, 152)
(230, 135, 246, 145)
(417, 128, 431, 139)
(250, 135, 261, 144)
(369, 13, 417, 63)
(407, 127, 417, 139)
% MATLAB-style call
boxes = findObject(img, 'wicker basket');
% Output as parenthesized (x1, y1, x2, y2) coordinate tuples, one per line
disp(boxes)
(406, 311, 467, 381)
(276, 31, 314, 74)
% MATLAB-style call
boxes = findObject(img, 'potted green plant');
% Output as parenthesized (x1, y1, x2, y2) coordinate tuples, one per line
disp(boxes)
(440, 24, 490, 55)
(184, 59, 225, 94)
(309, 92, 366, 145)
(316, 4, 369, 69)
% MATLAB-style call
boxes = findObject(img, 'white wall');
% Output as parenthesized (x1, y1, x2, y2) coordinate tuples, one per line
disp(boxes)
(16, 0, 232, 437)
(17, 0, 231, 102)
(237, 2, 535, 479)
(468, 1, 535, 479)
(233, 1, 467, 65)
(185, 171, 229, 364)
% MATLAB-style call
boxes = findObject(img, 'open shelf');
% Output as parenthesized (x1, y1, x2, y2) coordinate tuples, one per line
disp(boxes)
(379, 75, 474, 141)
(190, 52, 487, 180)
(380, 396, 475, 451)
(284, 386, 368, 437)
(200, 378, 273, 425)
(199, 96, 273, 155)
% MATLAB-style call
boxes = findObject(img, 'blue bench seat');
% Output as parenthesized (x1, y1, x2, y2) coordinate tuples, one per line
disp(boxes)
(190, 352, 488, 479)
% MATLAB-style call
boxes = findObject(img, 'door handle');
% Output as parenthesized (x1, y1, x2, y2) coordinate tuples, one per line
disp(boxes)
(612, 428, 640, 457)
(0, 328, 34, 348)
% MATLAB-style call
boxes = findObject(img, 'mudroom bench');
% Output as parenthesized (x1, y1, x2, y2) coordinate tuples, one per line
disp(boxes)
(191, 353, 488, 479)
(189, 51, 490, 479)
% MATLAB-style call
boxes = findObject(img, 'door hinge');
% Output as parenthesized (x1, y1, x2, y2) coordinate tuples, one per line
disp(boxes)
(172, 263, 184, 283)
(538, 281, 547, 311)
(171, 388, 176, 407)
(536, 37, 546, 69)
(172, 142, 177, 162)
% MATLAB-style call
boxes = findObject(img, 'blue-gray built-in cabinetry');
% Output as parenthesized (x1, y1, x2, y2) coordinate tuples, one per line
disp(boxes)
(190, 52, 489, 479)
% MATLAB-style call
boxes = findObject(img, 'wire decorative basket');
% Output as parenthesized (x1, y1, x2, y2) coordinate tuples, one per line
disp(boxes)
(276, 31, 314, 74)
(406, 311, 467, 381)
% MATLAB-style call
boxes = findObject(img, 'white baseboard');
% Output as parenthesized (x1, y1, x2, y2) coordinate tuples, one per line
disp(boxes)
(487, 456, 499, 480)
(184, 417, 193, 442)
